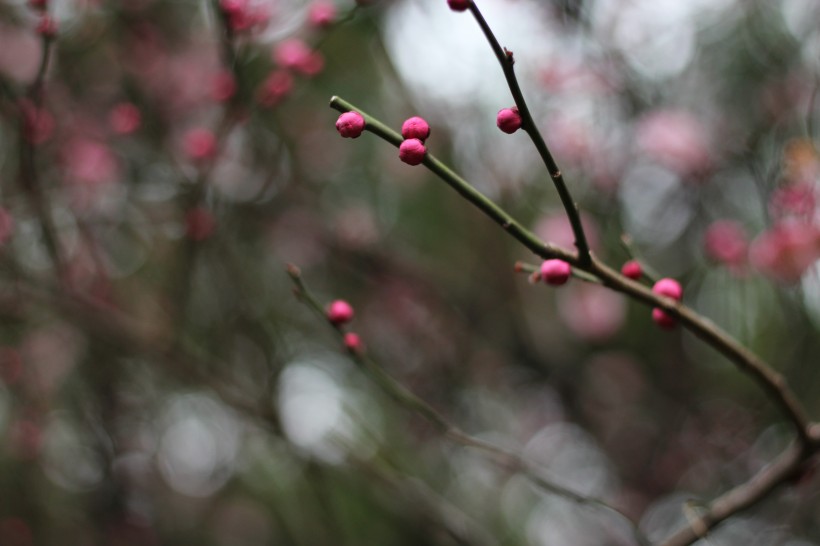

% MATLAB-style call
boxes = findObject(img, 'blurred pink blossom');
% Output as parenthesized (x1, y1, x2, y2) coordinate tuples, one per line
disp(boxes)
(533, 211, 600, 252)
(703, 220, 748, 268)
(558, 283, 626, 340)
(308, 1, 337, 28)
(769, 183, 816, 221)
(256, 70, 293, 107)
(274, 39, 324, 76)
(636, 110, 711, 176)
(63, 139, 120, 186)
(183, 128, 218, 161)
(0, 24, 40, 83)
(749, 221, 820, 283)
(108, 102, 142, 135)
(211, 70, 237, 102)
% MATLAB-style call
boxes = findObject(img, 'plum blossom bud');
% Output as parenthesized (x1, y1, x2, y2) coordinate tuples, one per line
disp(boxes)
(308, 1, 337, 28)
(401, 116, 431, 142)
(620, 260, 642, 280)
(274, 39, 311, 70)
(336, 111, 365, 138)
(652, 278, 682, 300)
(540, 259, 571, 286)
(36, 15, 57, 38)
(326, 300, 354, 324)
(447, 0, 471, 12)
(183, 128, 217, 161)
(29, 0, 47, 11)
(399, 138, 426, 165)
(344, 332, 363, 353)
(108, 102, 141, 135)
(652, 308, 677, 330)
(496, 107, 522, 134)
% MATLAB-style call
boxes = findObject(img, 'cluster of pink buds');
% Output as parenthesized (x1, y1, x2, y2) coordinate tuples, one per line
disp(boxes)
(326, 300, 364, 354)
(28, 0, 56, 38)
(651, 278, 683, 330)
(398, 116, 430, 165)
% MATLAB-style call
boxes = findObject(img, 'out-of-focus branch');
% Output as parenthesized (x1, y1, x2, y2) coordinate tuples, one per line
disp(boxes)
(658, 441, 805, 546)
(287, 264, 650, 546)
(17, 28, 66, 282)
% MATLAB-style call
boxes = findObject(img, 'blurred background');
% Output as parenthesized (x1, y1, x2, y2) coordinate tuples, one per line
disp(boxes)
(1, 0, 820, 544)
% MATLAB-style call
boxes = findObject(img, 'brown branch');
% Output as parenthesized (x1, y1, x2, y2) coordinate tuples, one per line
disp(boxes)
(658, 441, 805, 546)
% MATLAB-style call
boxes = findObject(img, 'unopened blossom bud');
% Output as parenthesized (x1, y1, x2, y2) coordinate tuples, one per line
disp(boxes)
(28, 0, 47, 11)
(344, 332, 363, 353)
(497, 107, 522, 134)
(326, 299, 354, 325)
(399, 138, 426, 165)
(540, 259, 571, 286)
(620, 260, 642, 280)
(401, 116, 431, 142)
(336, 111, 365, 138)
(447, 0, 471, 12)
(652, 278, 682, 301)
(652, 308, 677, 330)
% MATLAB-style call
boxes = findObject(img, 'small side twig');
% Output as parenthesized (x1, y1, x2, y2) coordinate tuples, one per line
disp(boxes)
(286, 264, 650, 546)
(467, 2, 591, 266)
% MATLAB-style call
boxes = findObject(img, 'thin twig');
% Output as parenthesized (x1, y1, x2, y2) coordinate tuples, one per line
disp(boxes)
(467, 2, 591, 266)
(286, 264, 650, 546)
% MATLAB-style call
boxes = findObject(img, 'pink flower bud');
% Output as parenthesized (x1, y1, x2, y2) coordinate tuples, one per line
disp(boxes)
(399, 138, 426, 165)
(108, 102, 141, 135)
(327, 299, 354, 324)
(447, 0, 471, 12)
(183, 128, 217, 161)
(308, 1, 337, 28)
(344, 332, 363, 353)
(652, 278, 682, 301)
(620, 260, 642, 280)
(496, 107, 522, 134)
(401, 116, 431, 142)
(540, 259, 571, 286)
(29, 0, 47, 11)
(36, 15, 57, 38)
(336, 111, 365, 138)
(652, 308, 677, 330)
